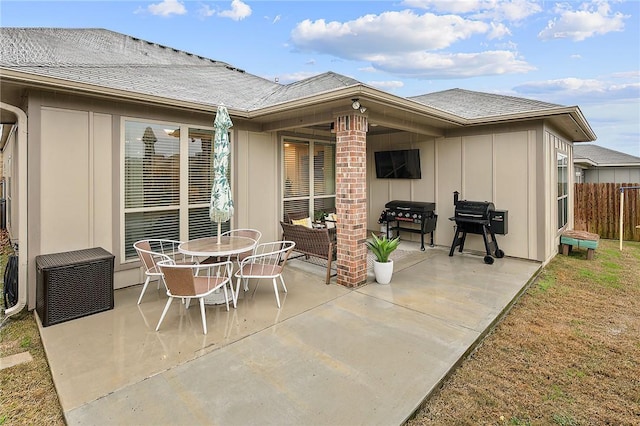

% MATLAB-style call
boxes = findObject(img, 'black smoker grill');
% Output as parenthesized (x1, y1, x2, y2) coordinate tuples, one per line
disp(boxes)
(385, 200, 437, 251)
(448, 192, 508, 264)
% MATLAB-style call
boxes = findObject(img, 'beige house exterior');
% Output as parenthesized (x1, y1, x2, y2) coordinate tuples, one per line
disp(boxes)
(0, 28, 596, 313)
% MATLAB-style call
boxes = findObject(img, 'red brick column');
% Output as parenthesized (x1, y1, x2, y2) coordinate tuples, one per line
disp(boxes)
(334, 112, 368, 287)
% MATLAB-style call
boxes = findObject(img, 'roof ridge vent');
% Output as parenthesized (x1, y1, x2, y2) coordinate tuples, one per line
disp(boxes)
(225, 65, 246, 73)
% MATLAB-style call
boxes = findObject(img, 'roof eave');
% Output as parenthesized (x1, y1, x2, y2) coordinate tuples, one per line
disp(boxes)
(0, 68, 252, 118)
(595, 162, 640, 167)
(464, 106, 597, 142)
(573, 159, 598, 167)
(248, 84, 466, 126)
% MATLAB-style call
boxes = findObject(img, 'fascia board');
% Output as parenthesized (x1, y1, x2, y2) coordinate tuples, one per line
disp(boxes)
(464, 106, 597, 142)
(248, 85, 466, 128)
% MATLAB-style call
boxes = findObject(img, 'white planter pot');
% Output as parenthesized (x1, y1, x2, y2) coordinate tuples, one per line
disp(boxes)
(373, 259, 394, 284)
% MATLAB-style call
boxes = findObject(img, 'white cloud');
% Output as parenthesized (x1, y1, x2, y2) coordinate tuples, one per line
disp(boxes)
(538, 1, 628, 41)
(611, 70, 640, 80)
(367, 80, 405, 90)
(513, 76, 640, 104)
(291, 10, 489, 58)
(147, 0, 186, 17)
(290, 8, 535, 80)
(218, 0, 252, 21)
(370, 50, 534, 79)
(403, 0, 484, 14)
(487, 22, 511, 39)
(198, 4, 215, 18)
(358, 66, 378, 73)
(402, 0, 542, 22)
(483, 0, 543, 22)
(272, 71, 323, 84)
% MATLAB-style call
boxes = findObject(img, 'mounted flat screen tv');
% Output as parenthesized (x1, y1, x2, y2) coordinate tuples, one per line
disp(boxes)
(374, 149, 422, 179)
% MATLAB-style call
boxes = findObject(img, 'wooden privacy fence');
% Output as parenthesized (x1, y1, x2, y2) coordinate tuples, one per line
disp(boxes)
(574, 183, 640, 241)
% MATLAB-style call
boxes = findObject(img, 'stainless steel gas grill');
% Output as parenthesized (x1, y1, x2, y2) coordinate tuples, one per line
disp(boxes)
(448, 192, 508, 264)
(385, 200, 437, 251)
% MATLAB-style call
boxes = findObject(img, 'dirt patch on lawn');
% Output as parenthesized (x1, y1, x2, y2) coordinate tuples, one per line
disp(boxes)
(407, 239, 640, 425)
(0, 231, 64, 426)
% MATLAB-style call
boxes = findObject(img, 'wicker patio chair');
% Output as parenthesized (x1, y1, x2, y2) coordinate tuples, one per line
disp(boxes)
(280, 221, 337, 285)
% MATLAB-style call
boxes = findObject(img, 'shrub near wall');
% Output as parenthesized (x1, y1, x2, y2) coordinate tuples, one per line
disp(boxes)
(574, 183, 640, 241)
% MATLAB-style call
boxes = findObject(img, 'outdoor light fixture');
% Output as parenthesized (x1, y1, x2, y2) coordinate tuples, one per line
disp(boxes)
(352, 98, 367, 113)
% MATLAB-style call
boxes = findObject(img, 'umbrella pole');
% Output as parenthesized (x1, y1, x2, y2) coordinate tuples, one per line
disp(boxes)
(217, 222, 221, 244)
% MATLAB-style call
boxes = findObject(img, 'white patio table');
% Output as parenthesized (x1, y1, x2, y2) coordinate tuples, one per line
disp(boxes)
(179, 236, 257, 305)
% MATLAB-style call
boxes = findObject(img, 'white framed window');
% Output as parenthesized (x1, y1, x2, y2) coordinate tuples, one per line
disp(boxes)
(122, 119, 230, 260)
(557, 151, 568, 230)
(282, 138, 335, 220)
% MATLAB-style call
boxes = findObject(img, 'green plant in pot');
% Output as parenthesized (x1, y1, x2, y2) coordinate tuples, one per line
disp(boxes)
(366, 232, 400, 284)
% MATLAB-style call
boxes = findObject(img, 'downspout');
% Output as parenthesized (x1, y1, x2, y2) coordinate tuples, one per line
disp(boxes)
(1, 102, 28, 318)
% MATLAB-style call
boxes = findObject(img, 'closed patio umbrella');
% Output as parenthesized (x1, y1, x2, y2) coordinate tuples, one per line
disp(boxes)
(210, 104, 234, 243)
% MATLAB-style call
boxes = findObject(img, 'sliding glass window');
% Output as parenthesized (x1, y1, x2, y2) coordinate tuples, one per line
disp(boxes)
(557, 151, 568, 230)
(282, 138, 335, 220)
(123, 120, 228, 260)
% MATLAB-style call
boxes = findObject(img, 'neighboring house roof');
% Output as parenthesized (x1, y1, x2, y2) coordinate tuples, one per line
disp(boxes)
(574, 144, 640, 167)
(410, 89, 562, 120)
(0, 27, 596, 141)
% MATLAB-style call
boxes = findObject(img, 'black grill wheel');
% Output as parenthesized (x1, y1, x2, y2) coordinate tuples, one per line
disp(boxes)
(484, 255, 494, 264)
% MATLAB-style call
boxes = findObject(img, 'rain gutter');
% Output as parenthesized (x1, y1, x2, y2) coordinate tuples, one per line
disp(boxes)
(0, 101, 28, 319)
(464, 106, 597, 141)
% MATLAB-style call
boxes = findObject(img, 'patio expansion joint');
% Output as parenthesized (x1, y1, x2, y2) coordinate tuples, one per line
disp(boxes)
(207, 288, 360, 349)
(352, 289, 483, 334)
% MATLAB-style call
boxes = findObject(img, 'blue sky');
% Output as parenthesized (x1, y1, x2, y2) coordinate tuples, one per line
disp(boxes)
(2, 0, 639, 156)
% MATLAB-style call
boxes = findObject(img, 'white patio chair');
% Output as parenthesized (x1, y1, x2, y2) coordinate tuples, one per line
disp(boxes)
(234, 241, 295, 308)
(133, 239, 195, 305)
(156, 259, 234, 335)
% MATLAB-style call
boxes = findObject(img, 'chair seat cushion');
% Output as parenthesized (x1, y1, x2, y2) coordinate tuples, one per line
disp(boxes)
(292, 217, 313, 228)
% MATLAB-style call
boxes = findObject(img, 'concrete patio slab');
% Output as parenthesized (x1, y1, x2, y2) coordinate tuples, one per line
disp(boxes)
(38, 245, 541, 425)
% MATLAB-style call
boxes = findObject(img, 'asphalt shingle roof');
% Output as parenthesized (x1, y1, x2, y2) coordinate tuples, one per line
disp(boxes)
(574, 144, 640, 166)
(2, 28, 573, 120)
(409, 88, 563, 119)
(0, 28, 359, 111)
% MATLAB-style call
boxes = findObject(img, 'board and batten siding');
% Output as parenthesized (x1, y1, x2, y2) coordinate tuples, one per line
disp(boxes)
(235, 130, 280, 242)
(33, 106, 115, 306)
(435, 131, 538, 261)
(366, 134, 436, 246)
(584, 167, 640, 184)
(40, 107, 113, 256)
(366, 129, 543, 261)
